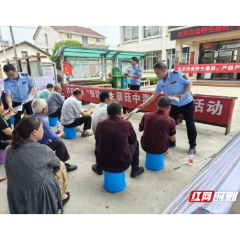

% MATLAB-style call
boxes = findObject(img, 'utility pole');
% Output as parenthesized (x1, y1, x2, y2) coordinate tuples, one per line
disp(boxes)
(9, 26, 19, 71)
(0, 27, 7, 61)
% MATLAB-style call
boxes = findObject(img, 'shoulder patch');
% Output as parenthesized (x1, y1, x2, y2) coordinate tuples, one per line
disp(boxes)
(3, 78, 9, 82)
(173, 70, 178, 73)
(183, 74, 188, 80)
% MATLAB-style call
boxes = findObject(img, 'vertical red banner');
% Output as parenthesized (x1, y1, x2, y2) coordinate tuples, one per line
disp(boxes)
(62, 61, 73, 75)
(189, 52, 195, 76)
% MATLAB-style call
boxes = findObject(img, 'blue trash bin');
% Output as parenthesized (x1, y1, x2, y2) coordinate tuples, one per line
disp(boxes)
(103, 171, 126, 193)
(63, 127, 77, 139)
(10, 116, 14, 125)
(145, 153, 164, 171)
(48, 117, 58, 127)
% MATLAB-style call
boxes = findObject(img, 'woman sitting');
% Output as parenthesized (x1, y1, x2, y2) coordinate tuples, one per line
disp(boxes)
(0, 97, 16, 181)
(5, 116, 69, 214)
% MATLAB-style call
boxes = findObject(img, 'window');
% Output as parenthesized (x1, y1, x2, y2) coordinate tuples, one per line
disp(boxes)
(82, 36, 88, 44)
(67, 33, 72, 39)
(124, 26, 139, 42)
(182, 47, 190, 65)
(144, 51, 162, 70)
(21, 51, 28, 57)
(144, 26, 162, 38)
(96, 38, 100, 42)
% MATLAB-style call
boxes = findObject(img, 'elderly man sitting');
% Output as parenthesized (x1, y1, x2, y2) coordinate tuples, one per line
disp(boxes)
(32, 99, 77, 172)
(61, 88, 93, 137)
(46, 84, 64, 121)
(139, 96, 176, 155)
(92, 101, 144, 178)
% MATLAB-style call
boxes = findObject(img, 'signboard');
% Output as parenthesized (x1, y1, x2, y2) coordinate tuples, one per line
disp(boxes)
(67, 57, 100, 80)
(42, 65, 55, 79)
(63, 85, 236, 128)
(34, 76, 54, 97)
(175, 63, 240, 73)
(170, 26, 240, 40)
(193, 51, 199, 77)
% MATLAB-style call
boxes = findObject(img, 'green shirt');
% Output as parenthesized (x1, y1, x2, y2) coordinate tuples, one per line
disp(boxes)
(38, 89, 51, 101)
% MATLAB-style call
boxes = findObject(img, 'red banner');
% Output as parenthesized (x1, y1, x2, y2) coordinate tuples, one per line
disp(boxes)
(175, 63, 240, 73)
(189, 52, 195, 76)
(62, 61, 73, 75)
(63, 85, 235, 126)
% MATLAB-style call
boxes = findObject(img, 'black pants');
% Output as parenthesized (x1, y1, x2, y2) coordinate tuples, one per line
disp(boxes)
(170, 101, 197, 147)
(130, 85, 140, 90)
(48, 105, 63, 121)
(47, 139, 70, 162)
(63, 115, 92, 130)
(12, 101, 33, 127)
(95, 140, 140, 173)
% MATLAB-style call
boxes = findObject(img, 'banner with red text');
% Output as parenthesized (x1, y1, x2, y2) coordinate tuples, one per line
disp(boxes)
(175, 63, 240, 73)
(63, 85, 236, 126)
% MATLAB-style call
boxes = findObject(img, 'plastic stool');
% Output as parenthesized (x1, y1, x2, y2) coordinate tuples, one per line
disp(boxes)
(103, 171, 126, 193)
(48, 117, 58, 127)
(0, 150, 5, 164)
(63, 127, 77, 139)
(145, 153, 164, 171)
(10, 116, 14, 125)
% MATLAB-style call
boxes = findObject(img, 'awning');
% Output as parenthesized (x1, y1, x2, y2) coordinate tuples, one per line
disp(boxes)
(55, 45, 151, 59)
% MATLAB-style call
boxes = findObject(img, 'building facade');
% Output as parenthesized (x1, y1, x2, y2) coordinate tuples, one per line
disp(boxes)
(119, 26, 240, 80)
(33, 26, 109, 55)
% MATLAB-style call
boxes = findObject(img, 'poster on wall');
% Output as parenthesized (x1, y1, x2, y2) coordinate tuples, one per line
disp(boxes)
(34, 76, 54, 97)
(66, 57, 100, 80)
(189, 52, 195, 77)
(120, 60, 131, 74)
(106, 59, 113, 76)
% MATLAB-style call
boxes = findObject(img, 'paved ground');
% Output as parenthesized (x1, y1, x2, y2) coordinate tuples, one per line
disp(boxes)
(0, 85, 240, 214)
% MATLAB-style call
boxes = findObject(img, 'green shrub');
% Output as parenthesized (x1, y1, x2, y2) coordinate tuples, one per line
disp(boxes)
(147, 77, 159, 85)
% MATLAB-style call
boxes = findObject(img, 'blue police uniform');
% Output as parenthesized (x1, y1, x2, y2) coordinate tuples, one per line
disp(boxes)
(4, 72, 34, 126)
(155, 70, 197, 150)
(129, 64, 142, 90)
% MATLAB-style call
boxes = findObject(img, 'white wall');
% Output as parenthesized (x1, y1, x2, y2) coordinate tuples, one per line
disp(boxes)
(0, 43, 51, 78)
(34, 26, 61, 55)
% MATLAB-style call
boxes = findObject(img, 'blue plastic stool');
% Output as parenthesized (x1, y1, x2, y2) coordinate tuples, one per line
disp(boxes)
(48, 117, 58, 127)
(10, 116, 14, 125)
(145, 153, 164, 171)
(103, 171, 126, 193)
(63, 127, 77, 139)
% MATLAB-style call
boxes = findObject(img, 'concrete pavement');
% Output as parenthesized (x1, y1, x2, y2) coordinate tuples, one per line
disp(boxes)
(0, 85, 239, 214)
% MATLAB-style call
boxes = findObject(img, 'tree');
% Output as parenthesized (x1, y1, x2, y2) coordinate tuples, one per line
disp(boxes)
(50, 40, 83, 70)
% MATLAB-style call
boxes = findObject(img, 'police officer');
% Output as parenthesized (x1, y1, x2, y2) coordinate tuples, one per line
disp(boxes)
(138, 62, 197, 154)
(126, 57, 142, 90)
(3, 64, 35, 126)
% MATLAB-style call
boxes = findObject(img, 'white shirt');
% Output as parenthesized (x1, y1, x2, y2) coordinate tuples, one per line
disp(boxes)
(60, 95, 83, 125)
(92, 102, 108, 135)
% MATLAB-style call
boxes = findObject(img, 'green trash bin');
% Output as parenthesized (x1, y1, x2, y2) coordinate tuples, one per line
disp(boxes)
(112, 67, 127, 89)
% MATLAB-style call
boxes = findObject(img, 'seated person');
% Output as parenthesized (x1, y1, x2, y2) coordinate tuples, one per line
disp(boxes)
(32, 99, 77, 172)
(92, 90, 112, 135)
(5, 116, 69, 214)
(0, 98, 16, 149)
(92, 101, 144, 178)
(139, 96, 176, 155)
(92, 90, 132, 135)
(61, 88, 93, 137)
(46, 84, 64, 121)
(38, 84, 53, 101)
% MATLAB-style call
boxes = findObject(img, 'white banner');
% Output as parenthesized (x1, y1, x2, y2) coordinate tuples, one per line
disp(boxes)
(34, 76, 54, 97)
